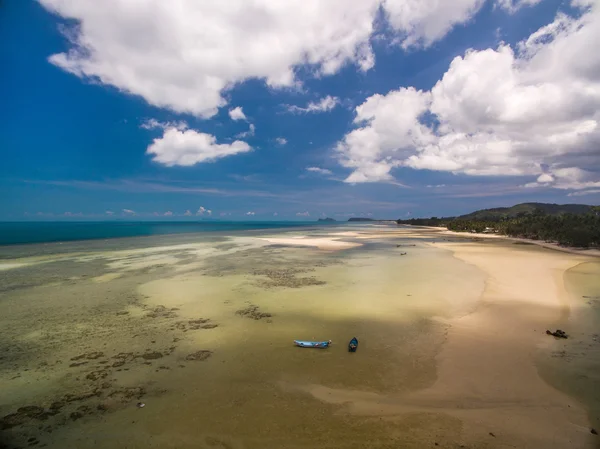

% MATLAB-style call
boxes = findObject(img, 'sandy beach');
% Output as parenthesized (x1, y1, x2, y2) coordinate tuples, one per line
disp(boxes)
(1, 225, 599, 449)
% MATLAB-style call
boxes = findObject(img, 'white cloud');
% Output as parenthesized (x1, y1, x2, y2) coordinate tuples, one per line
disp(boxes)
(273, 212, 278, 216)
(39, 0, 485, 117)
(246, 211, 255, 216)
(496, 0, 542, 13)
(306, 167, 333, 175)
(105, 210, 114, 215)
(286, 96, 340, 113)
(140, 118, 187, 131)
(337, 87, 432, 183)
(336, 1, 600, 189)
(275, 137, 287, 145)
(164, 211, 173, 216)
(236, 123, 255, 138)
(525, 167, 600, 190)
(197, 206, 212, 216)
(229, 107, 247, 121)
(122, 209, 135, 215)
(147, 127, 252, 166)
(296, 211, 310, 217)
(184, 210, 192, 216)
(383, 0, 485, 49)
(567, 189, 600, 196)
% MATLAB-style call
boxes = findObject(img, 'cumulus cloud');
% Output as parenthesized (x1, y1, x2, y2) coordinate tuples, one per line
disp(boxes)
(246, 211, 255, 216)
(383, 0, 485, 49)
(164, 211, 173, 216)
(140, 118, 187, 131)
(236, 124, 255, 139)
(496, 0, 542, 13)
(184, 210, 192, 216)
(122, 209, 135, 215)
(296, 211, 310, 217)
(286, 96, 340, 114)
(229, 107, 247, 121)
(146, 127, 252, 166)
(273, 212, 278, 216)
(197, 206, 212, 216)
(567, 189, 600, 196)
(337, 87, 432, 183)
(105, 210, 114, 215)
(336, 1, 600, 189)
(275, 137, 287, 145)
(39, 0, 485, 117)
(306, 167, 333, 175)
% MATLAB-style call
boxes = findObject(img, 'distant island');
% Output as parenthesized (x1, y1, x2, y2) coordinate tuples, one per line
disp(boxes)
(347, 217, 375, 222)
(317, 217, 336, 222)
(397, 202, 600, 248)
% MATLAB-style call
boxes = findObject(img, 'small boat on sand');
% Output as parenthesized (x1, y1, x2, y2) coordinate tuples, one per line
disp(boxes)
(294, 340, 331, 348)
(348, 337, 358, 352)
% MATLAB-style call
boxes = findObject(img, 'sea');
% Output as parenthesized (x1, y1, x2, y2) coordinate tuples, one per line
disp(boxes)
(0, 221, 325, 246)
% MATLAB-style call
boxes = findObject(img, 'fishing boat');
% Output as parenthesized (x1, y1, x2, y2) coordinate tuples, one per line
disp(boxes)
(294, 340, 331, 348)
(348, 337, 358, 352)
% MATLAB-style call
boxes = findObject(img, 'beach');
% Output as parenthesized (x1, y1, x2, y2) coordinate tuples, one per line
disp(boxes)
(1, 224, 599, 448)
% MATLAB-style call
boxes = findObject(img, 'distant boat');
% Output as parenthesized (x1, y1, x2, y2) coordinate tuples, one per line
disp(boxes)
(294, 340, 331, 348)
(348, 337, 358, 352)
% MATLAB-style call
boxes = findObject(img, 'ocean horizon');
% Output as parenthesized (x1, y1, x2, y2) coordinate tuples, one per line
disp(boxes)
(0, 220, 341, 246)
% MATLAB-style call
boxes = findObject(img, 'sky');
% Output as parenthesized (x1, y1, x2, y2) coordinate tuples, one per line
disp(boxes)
(1, 0, 599, 221)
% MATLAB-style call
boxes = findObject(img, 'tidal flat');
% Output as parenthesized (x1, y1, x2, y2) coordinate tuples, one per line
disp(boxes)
(0, 225, 598, 449)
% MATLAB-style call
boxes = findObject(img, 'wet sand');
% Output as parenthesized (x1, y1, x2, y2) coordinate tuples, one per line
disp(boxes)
(1, 225, 599, 448)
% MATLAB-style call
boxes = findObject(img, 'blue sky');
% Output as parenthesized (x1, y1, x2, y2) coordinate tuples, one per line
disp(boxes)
(1, 0, 599, 221)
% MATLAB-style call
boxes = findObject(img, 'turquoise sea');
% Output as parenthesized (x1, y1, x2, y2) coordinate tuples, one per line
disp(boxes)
(0, 221, 325, 246)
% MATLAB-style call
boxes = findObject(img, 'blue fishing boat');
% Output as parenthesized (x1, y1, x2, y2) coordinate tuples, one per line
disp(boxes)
(348, 337, 358, 352)
(294, 340, 331, 348)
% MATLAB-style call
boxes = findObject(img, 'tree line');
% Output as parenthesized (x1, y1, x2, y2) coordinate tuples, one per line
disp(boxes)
(397, 207, 600, 248)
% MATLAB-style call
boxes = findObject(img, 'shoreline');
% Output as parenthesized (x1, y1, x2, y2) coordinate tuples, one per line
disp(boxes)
(410, 225, 600, 258)
(1, 225, 599, 448)
(292, 235, 598, 448)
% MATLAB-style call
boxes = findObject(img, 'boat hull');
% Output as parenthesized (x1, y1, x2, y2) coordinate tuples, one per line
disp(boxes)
(294, 340, 331, 348)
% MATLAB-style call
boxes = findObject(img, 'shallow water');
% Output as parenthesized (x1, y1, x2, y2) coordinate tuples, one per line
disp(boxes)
(537, 260, 600, 433)
(0, 225, 489, 448)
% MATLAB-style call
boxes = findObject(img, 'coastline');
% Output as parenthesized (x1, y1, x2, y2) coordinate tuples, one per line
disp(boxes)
(412, 225, 600, 258)
(0, 224, 599, 448)
(288, 229, 599, 448)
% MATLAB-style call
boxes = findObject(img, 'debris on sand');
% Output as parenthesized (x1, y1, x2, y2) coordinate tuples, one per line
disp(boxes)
(235, 304, 272, 321)
(546, 329, 568, 339)
(591, 428, 598, 435)
(185, 350, 213, 361)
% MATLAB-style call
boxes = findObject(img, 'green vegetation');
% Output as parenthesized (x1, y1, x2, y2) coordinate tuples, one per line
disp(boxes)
(457, 202, 594, 221)
(347, 217, 375, 222)
(397, 203, 600, 248)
